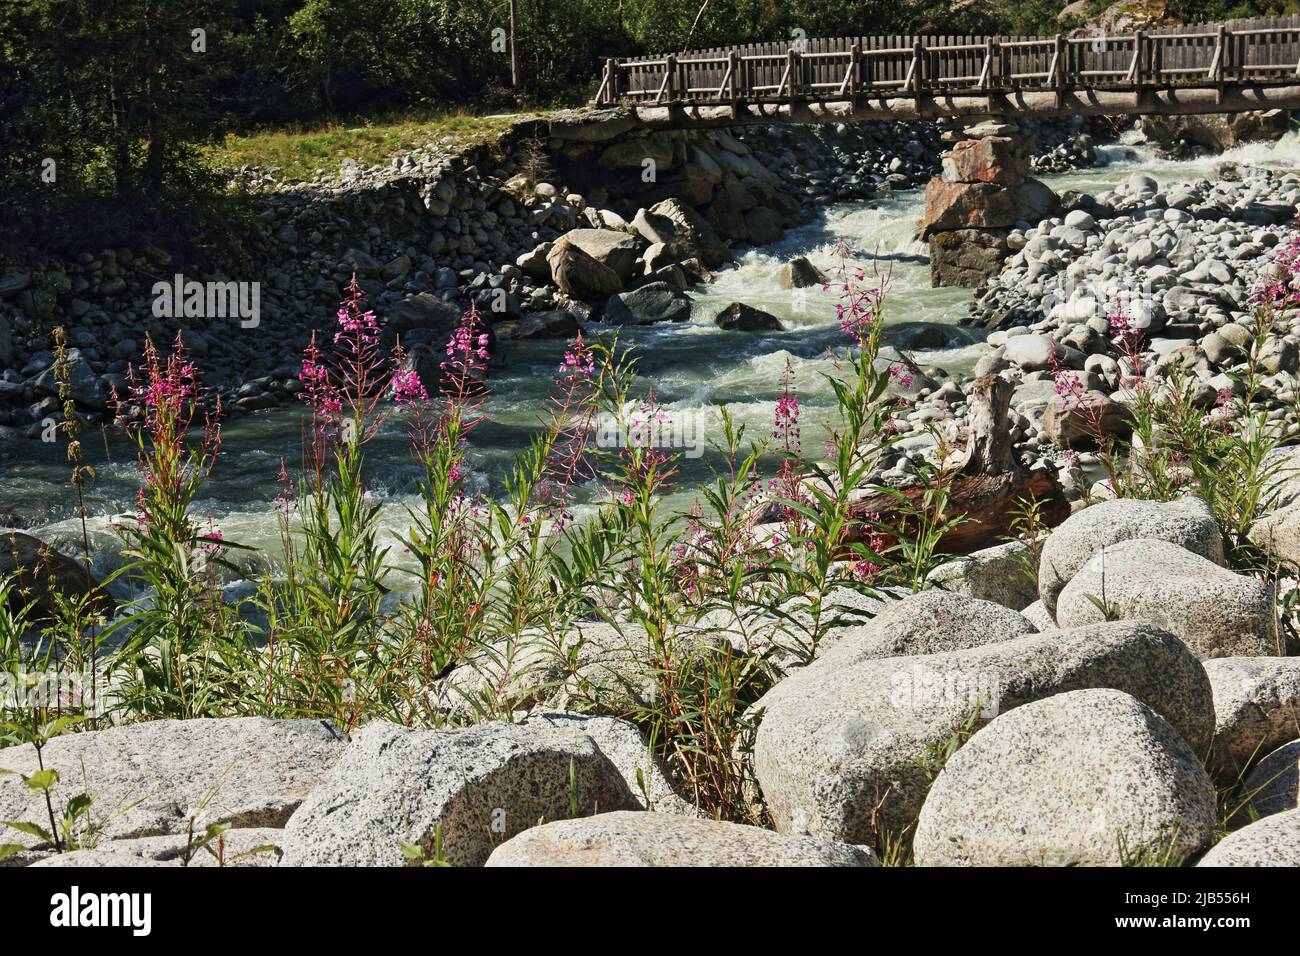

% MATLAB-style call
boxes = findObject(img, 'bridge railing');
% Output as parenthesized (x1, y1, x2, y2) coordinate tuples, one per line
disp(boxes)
(593, 16, 1300, 106)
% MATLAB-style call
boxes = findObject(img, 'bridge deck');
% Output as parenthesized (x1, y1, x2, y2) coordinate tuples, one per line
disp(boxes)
(592, 15, 1300, 121)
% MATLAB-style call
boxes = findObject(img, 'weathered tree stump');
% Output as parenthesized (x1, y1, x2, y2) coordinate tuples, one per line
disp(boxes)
(844, 374, 1070, 555)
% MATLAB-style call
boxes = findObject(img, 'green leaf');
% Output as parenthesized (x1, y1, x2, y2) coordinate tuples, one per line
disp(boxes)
(24, 769, 58, 792)
(1, 819, 53, 842)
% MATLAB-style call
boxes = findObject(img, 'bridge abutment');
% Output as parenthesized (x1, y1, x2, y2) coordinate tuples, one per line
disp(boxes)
(920, 120, 1058, 288)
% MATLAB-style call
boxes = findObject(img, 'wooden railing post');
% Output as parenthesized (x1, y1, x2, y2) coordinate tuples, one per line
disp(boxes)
(1215, 24, 1227, 102)
(606, 58, 619, 104)
(728, 50, 739, 101)
(913, 39, 925, 108)
(787, 47, 799, 97)
(1132, 30, 1145, 87)
(1054, 33, 1066, 108)
(665, 54, 678, 102)
(845, 42, 861, 97)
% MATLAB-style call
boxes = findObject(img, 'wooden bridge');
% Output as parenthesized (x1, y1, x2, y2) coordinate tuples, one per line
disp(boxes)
(591, 15, 1300, 128)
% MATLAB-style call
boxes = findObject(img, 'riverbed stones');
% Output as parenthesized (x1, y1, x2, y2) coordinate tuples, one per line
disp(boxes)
(279, 713, 646, 866)
(485, 811, 877, 867)
(632, 199, 731, 268)
(751, 621, 1214, 844)
(1055, 538, 1277, 659)
(913, 689, 1217, 866)
(0, 718, 346, 851)
(1196, 809, 1300, 866)
(816, 589, 1039, 666)
(1037, 496, 1223, 615)
(1203, 657, 1300, 780)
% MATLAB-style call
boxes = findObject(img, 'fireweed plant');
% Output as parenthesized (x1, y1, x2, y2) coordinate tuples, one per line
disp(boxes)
(107, 333, 242, 720)
(257, 277, 400, 728)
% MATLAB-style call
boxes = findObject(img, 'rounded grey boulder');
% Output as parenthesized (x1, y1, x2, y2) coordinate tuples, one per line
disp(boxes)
(1038, 497, 1222, 615)
(816, 588, 1039, 667)
(1241, 740, 1299, 818)
(279, 713, 645, 867)
(485, 811, 877, 867)
(1055, 538, 1277, 659)
(926, 540, 1039, 611)
(913, 689, 1216, 866)
(1197, 809, 1300, 866)
(1203, 657, 1300, 780)
(0, 717, 346, 851)
(752, 621, 1214, 846)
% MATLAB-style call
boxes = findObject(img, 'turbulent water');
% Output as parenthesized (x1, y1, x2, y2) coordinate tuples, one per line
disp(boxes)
(7, 131, 1300, 591)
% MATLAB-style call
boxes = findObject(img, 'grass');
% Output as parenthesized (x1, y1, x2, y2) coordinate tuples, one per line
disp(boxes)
(207, 108, 537, 185)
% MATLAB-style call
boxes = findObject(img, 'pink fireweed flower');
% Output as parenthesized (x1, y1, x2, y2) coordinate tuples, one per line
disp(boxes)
(773, 356, 801, 453)
(1252, 232, 1300, 311)
(559, 337, 596, 383)
(1052, 368, 1087, 412)
(888, 363, 914, 390)
(389, 367, 428, 407)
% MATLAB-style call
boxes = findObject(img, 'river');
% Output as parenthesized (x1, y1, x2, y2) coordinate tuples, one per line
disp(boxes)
(6, 132, 1300, 593)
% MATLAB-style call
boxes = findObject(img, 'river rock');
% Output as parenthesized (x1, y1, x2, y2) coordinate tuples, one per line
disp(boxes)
(926, 540, 1038, 610)
(1003, 333, 1064, 372)
(1055, 538, 1277, 659)
(918, 180, 1017, 237)
(1248, 499, 1300, 568)
(1037, 496, 1223, 615)
(1196, 809, 1300, 866)
(29, 828, 284, 868)
(941, 136, 1029, 186)
(816, 589, 1039, 666)
(557, 228, 644, 282)
(546, 239, 623, 301)
(485, 811, 877, 867)
(279, 713, 648, 866)
(387, 292, 462, 333)
(632, 199, 731, 269)
(913, 689, 1217, 866)
(714, 302, 783, 331)
(929, 228, 1010, 287)
(1241, 740, 1300, 818)
(1204, 657, 1300, 781)
(1042, 390, 1133, 447)
(604, 282, 691, 325)
(777, 256, 827, 289)
(0, 531, 115, 621)
(0, 718, 346, 851)
(751, 621, 1214, 845)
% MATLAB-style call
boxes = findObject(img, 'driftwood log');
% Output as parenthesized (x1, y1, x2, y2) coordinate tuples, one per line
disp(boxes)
(842, 374, 1070, 555)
